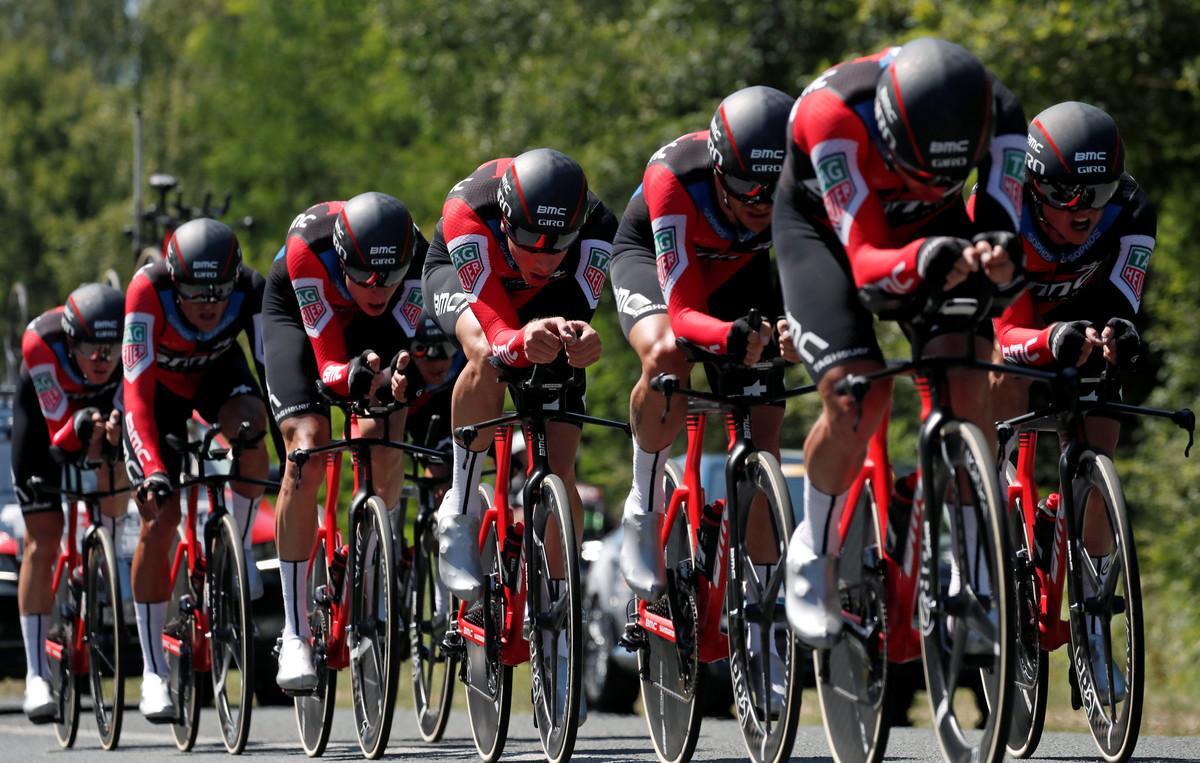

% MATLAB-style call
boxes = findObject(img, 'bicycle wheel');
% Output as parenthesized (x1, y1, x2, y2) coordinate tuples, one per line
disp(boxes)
(527, 474, 582, 763)
(1066, 451, 1142, 763)
(167, 537, 202, 752)
(410, 505, 456, 742)
(726, 450, 802, 763)
(918, 421, 1013, 763)
(465, 486, 512, 763)
(295, 542, 337, 757)
(814, 480, 890, 763)
(639, 460, 703, 763)
(210, 512, 254, 753)
(349, 495, 402, 759)
(85, 525, 125, 750)
(47, 564, 80, 748)
(1005, 488, 1048, 759)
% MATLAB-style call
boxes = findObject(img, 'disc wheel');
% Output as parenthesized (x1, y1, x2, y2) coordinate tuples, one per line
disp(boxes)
(918, 421, 1013, 763)
(48, 564, 80, 749)
(1005, 491, 1048, 758)
(410, 504, 456, 742)
(527, 474, 583, 763)
(295, 542, 337, 757)
(1066, 452, 1143, 763)
(85, 525, 125, 750)
(210, 512, 254, 753)
(726, 451, 803, 763)
(639, 460, 703, 763)
(465, 484, 512, 763)
(814, 480, 890, 763)
(167, 538, 202, 752)
(349, 495, 402, 759)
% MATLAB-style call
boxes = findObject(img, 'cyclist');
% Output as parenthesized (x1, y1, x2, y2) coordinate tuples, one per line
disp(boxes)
(988, 101, 1154, 702)
(263, 192, 424, 692)
(421, 148, 617, 719)
(121, 218, 271, 720)
(14, 283, 124, 721)
(405, 312, 462, 461)
(775, 38, 1027, 649)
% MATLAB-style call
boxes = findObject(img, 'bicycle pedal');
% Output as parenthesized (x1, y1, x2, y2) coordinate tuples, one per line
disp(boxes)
(619, 620, 648, 652)
(442, 629, 465, 657)
(314, 584, 331, 605)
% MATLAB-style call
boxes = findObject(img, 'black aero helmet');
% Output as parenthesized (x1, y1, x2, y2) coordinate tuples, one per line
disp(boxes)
(708, 85, 794, 202)
(1025, 101, 1124, 210)
(497, 148, 589, 252)
(166, 218, 242, 302)
(412, 312, 455, 360)
(62, 283, 124, 344)
(333, 192, 417, 287)
(874, 37, 994, 185)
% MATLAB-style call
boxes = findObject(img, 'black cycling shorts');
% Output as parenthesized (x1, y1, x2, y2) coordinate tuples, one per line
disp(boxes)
(609, 246, 669, 339)
(421, 251, 472, 347)
(117, 347, 259, 483)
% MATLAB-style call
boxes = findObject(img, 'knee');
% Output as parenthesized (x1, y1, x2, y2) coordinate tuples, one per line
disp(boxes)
(642, 337, 688, 379)
(24, 525, 61, 564)
(548, 452, 577, 486)
(818, 369, 892, 444)
(222, 395, 268, 436)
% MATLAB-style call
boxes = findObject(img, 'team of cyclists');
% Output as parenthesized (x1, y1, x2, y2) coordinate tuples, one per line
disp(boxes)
(10, 34, 1157, 759)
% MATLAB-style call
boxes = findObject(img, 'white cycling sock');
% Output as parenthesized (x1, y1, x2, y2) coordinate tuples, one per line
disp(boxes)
(948, 506, 990, 597)
(279, 559, 311, 642)
(624, 440, 670, 519)
(796, 481, 848, 559)
(437, 442, 485, 522)
(20, 613, 49, 680)
(134, 600, 169, 678)
(230, 491, 259, 552)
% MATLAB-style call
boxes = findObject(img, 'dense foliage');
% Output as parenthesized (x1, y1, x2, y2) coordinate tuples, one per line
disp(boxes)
(1, 0, 1197, 711)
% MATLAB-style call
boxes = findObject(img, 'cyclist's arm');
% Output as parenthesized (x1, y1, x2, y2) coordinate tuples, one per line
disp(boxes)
(995, 290, 1056, 365)
(20, 326, 83, 450)
(122, 269, 169, 476)
(284, 239, 355, 395)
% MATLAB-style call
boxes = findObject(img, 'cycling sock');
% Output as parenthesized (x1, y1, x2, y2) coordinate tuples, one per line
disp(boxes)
(19, 613, 49, 680)
(797, 481, 848, 558)
(948, 505, 989, 597)
(438, 442, 484, 522)
(230, 491, 260, 552)
(134, 600, 169, 678)
(280, 559, 312, 641)
(624, 440, 669, 519)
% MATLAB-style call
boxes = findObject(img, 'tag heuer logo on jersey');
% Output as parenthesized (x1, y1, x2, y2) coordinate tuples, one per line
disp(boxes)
(398, 282, 424, 336)
(583, 246, 610, 301)
(122, 321, 148, 370)
(451, 241, 485, 293)
(1122, 245, 1151, 299)
(817, 152, 855, 227)
(296, 285, 326, 329)
(654, 227, 679, 287)
(32, 371, 64, 418)
(1002, 148, 1024, 213)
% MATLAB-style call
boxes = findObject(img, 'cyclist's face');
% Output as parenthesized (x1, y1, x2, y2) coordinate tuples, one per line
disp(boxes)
(72, 344, 118, 383)
(178, 297, 228, 332)
(508, 241, 567, 287)
(344, 275, 399, 316)
(1036, 202, 1104, 246)
(414, 355, 452, 386)
(714, 177, 774, 233)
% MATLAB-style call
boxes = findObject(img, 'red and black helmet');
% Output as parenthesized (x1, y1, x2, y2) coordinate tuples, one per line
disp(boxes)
(1025, 101, 1124, 210)
(62, 283, 123, 344)
(165, 218, 242, 302)
(497, 148, 589, 253)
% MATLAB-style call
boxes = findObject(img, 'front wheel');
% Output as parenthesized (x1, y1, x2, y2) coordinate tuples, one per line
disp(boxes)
(47, 564, 80, 749)
(295, 542, 337, 757)
(410, 504, 456, 742)
(209, 512, 254, 753)
(349, 496, 402, 760)
(167, 537, 202, 752)
(85, 526, 125, 750)
(1005, 490, 1048, 759)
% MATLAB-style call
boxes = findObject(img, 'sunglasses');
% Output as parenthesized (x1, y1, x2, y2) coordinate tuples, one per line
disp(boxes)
(1031, 177, 1119, 211)
(74, 341, 117, 361)
(413, 340, 456, 360)
(890, 153, 966, 197)
(342, 262, 407, 288)
(505, 222, 580, 254)
(716, 169, 775, 206)
(176, 279, 236, 303)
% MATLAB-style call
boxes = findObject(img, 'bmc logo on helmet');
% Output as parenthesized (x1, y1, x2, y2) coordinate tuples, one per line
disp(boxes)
(750, 149, 784, 160)
(537, 205, 566, 216)
(1074, 151, 1107, 161)
(929, 140, 969, 154)
(370, 245, 397, 255)
(1027, 135, 1044, 153)
(873, 93, 899, 152)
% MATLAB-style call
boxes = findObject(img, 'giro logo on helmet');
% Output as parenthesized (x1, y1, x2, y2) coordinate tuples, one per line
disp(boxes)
(1077, 165, 1108, 175)
(1026, 154, 1047, 176)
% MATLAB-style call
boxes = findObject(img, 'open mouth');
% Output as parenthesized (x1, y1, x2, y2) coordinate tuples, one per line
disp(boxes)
(1069, 216, 1093, 232)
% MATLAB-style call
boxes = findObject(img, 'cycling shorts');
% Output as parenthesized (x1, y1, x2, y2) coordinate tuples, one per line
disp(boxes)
(609, 245, 668, 339)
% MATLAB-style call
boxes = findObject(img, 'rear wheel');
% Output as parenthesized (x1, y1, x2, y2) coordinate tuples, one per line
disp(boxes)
(85, 526, 125, 750)
(295, 542, 337, 757)
(726, 451, 802, 763)
(410, 504, 456, 742)
(640, 460, 703, 763)
(210, 512, 254, 753)
(814, 480, 890, 763)
(167, 539, 202, 752)
(47, 564, 80, 749)
(1006, 491, 1048, 758)
(465, 486, 512, 763)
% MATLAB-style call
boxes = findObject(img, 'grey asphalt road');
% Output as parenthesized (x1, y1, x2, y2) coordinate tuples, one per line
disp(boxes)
(2, 704, 1199, 761)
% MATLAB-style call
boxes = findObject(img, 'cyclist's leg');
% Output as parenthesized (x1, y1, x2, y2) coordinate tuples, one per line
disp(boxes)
(545, 420, 584, 573)
(358, 408, 409, 507)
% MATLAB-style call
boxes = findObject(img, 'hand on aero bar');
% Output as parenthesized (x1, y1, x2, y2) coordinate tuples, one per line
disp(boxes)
(523, 317, 573, 365)
(776, 318, 801, 364)
(563, 320, 601, 368)
(389, 350, 412, 402)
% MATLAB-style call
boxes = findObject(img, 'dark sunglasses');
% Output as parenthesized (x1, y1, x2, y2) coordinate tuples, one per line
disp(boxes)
(505, 222, 580, 254)
(342, 262, 407, 288)
(1031, 177, 1119, 211)
(890, 153, 966, 197)
(74, 341, 117, 361)
(716, 169, 775, 206)
(413, 340, 456, 360)
(176, 279, 236, 303)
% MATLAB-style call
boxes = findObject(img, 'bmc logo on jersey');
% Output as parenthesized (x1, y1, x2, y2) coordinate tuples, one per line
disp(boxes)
(816, 152, 856, 228)
(122, 313, 155, 382)
(30, 366, 66, 421)
(450, 240, 486, 293)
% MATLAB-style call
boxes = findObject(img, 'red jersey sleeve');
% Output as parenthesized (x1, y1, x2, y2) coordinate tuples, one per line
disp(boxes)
(994, 290, 1054, 366)
(645, 165, 732, 352)
(121, 269, 169, 476)
(20, 325, 81, 450)
(284, 240, 355, 395)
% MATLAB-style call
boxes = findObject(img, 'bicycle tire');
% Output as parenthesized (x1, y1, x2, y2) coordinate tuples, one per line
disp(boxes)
(210, 512, 254, 753)
(1066, 451, 1142, 763)
(918, 420, 1013, 763)
(814, 480, 890, 763)
(465, 491, 512, 763)
(295, 542, 337, 758)
(639, 459, 704, 763)
(527, 474, 583, 763)
(85, 525, 125, 750)
(48, 563, 80, 749)
(168, 536, 202, 752)
(349, 495, 402, 760)
(726, 450, 802, 763)
(1005, 487, 1049, 759)
(410, 504, 456, 742)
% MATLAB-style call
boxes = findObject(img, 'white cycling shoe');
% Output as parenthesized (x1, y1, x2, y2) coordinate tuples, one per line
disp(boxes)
(139, 672, 176, 721)
(23, 675, 55, 722)
(276, 637, 318, 692)
(620, 511, 666, 601)
(785, 545, 841, 649)
(437, 514, 484, 603)
(1088, 633, 1127, 705)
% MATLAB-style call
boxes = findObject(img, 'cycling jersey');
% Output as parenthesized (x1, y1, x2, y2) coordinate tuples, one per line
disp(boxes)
(611, 131, 776, 352)
(424, 158, 618, 367)
(988, 177, 1157, 365)
(121, 260, 265, 479)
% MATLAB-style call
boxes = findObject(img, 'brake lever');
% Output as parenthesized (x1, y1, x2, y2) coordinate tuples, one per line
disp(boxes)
(835, 374, 869, 432)
(1175, 408, 1195, 458)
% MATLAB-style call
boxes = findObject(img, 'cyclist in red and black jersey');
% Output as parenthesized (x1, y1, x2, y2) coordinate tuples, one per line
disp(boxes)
(774, 38, 1026, 648)
(262, 192, 424, 691)
(121, 218, 271, 719)
(421, 149, 616, 603)
(986, 102, 1154, 703)
(14, 284, 124, 721)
